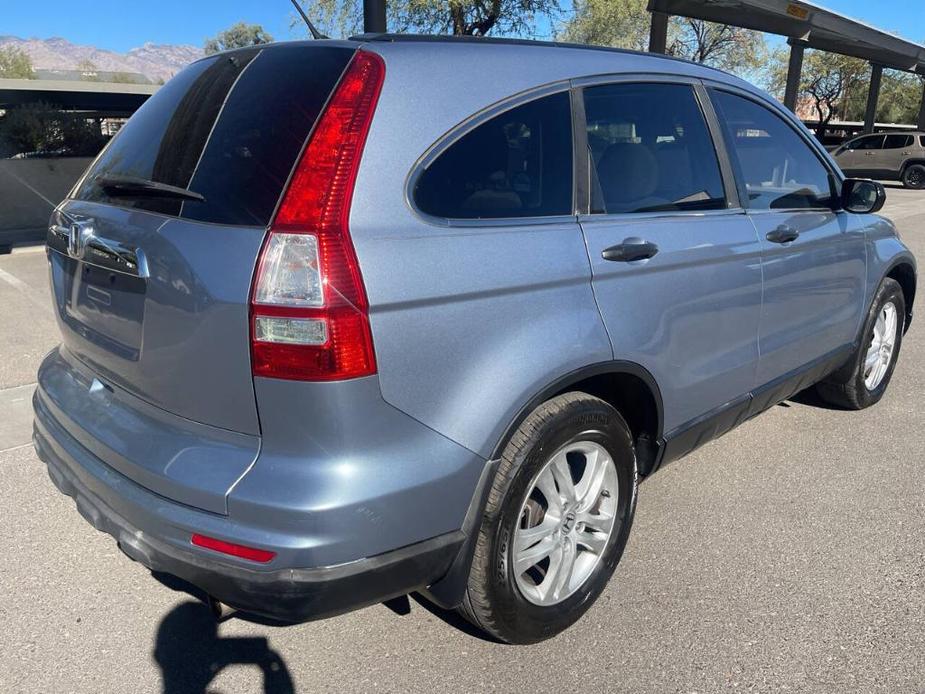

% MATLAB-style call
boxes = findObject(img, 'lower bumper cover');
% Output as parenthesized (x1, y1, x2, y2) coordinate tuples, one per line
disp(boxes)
(34, 426, 464, 623)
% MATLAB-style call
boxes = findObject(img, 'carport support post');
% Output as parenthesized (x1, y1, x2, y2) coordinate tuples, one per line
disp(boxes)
(863, 64, 883, 134)
(363, 0, 386, 33)
(783, 39, 806, 113)
(917, 79, 925, 130)
(649, 11, 669, 54)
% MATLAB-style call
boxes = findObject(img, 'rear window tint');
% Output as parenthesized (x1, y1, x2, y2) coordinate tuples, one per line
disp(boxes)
(75, 45, 354, 226)
(413, 92, 573, 219)
(582, 83, 726, 214)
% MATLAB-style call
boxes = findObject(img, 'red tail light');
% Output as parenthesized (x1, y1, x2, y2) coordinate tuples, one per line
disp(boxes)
(250, 50, 384, 381)
(191, 533, 276, 563)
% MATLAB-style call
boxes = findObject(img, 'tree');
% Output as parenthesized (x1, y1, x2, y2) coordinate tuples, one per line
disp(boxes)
(859, 70, 924, 125)
(0, 102, 108, 157)
(204, 22, 274, 54)
(560, 0, 766, 76)
(669, 18, 766, 73)
(767, 48, 868, 131)
(559, 0, 650, 50)
(109, 71, 137, 84)
(294, 0, 563, 38)
(0, 46, 34, 79)
(77, 59, 100, 81)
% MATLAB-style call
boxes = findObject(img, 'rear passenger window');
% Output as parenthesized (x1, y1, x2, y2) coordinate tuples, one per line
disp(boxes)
(884, 134, 913, 149)
(711, 90, 834, 210)
(582, 83, 726, 214)
(855, 135, 885, 150)
(413, 92, 573, 219)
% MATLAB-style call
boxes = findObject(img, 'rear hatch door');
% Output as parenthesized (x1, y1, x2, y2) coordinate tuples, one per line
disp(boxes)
(44, 42, 356, 511)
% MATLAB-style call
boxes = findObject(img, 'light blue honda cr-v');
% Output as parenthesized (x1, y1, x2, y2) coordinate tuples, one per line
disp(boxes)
(34, 34, 916, 644)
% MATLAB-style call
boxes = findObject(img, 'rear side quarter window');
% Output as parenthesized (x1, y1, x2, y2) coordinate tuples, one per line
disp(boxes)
(412, 92, 573, 220)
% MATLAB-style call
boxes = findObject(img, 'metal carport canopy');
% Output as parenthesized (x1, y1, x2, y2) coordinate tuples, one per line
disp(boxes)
(647, 0, 925, 74)
(0, 78, 157, 115)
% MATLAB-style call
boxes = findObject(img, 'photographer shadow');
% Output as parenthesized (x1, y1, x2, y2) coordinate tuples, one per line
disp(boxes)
(153, 601, 294, 694)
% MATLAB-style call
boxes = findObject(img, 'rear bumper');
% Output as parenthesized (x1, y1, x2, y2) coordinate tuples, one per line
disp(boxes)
(34, 417, 464, 622)
(33, 344, 488, 621)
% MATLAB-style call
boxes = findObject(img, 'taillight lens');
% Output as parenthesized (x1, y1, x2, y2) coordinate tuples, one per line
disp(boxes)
(250, 50, 384, 381)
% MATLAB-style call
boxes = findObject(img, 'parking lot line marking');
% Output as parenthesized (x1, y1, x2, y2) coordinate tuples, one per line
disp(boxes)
(0, 383, 37, 451)
(0, 165, 57, 209)
(0, 266, 32, 293)
(0, 382, 37, 393)
(0, 442, 33, 455)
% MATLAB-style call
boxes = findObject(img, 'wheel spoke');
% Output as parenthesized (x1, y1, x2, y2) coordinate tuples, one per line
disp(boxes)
(543, 538, 576, 601)
(864, 346, 880, 373)
(576, 448, 609, 512)
(534, 468, 563, 514)
(578, 509, 614, 532)
(549, 451, 576, 505)
(514, 536, 557, 575)
(884, 306, 897, 344)
(514, 517, 558, 554)
(576, 529, 608, 555)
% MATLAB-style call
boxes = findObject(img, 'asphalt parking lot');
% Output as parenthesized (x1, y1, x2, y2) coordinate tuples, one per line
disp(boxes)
(1, 188, 923, 693)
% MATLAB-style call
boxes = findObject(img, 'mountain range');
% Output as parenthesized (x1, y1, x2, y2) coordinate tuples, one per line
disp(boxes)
(0, 35, 203, 82)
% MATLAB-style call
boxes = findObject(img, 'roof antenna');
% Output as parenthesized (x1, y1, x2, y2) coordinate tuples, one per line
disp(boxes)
(289, 0, 328, 40)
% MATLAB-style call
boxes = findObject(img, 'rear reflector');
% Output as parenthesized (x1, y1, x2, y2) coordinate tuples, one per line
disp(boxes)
(250, 49, 384, 381)
(191, 533, 277, 563)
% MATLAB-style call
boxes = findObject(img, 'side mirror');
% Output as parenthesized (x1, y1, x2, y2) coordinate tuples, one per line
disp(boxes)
(841, 178, 886, 214)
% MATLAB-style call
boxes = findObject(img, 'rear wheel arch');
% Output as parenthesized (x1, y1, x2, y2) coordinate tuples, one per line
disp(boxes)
(491, 362, 664, 475)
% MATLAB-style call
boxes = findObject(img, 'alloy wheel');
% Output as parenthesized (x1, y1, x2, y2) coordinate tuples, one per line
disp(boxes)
(864, 301, 899, 390)
(512, 441, 618, 606)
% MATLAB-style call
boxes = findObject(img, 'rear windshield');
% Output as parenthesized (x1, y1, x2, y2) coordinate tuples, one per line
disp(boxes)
(74, 45, 354, 226)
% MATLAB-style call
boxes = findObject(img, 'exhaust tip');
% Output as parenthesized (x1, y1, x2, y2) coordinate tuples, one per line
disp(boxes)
(207, 595, 236, 621)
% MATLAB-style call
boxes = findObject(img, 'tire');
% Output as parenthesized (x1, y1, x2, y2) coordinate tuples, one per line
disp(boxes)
(816, 278, 905, 409)
(459, 392, 638, 644)
(902, 164, 925, 189)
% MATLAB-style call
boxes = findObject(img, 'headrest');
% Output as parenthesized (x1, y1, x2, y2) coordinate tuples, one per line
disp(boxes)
(596, 143, 659, 206)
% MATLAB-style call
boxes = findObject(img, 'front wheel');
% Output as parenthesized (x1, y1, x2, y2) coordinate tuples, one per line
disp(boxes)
(459, 392, 637, 644)
(816, 278, 905, 409)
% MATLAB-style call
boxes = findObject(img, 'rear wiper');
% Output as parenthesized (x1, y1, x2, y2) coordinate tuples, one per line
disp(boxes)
(97, 175, 205, 203)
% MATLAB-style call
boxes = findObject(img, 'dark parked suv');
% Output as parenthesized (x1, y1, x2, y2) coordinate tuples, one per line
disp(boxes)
(833, 131, 925, 189)
(34, 35, 916, 644)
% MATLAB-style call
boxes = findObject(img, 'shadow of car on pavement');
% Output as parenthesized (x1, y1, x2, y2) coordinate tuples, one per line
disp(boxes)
(153, 601, 294, 694)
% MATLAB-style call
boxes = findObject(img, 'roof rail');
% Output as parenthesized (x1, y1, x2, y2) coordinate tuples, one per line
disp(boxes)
(348, 32, 728, 74)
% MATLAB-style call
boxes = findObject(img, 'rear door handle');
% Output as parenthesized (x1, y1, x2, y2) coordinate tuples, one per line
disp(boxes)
(602, 238, 659, 262)
(766, 225, 800, 244)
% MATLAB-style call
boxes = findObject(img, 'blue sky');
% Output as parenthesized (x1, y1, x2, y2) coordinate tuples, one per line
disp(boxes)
(3, 0, 924, 53)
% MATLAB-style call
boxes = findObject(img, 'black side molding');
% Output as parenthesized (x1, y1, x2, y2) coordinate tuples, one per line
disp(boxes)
(656, 343, 855, 469)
